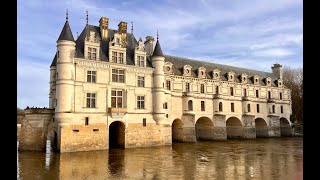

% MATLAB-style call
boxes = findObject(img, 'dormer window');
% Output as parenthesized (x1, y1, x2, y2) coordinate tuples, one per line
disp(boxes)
(164, 62, 173, 74)
(253, 75, 260, 85)
(277, 79, 283, 88)
(228, 71, 235, 82)
(213, 69, 220, 80)
(241, 73, 248, 83)
(88, 47, 97, 60)
(265, 77, 272, 87)
(85, 31, 100, 60)
(109, 32, 127, 64)
(198, 67, 206, 79)
(183, 65, 192, 76)
(137, 56, 145, 67)
(116, 38, 120, 45)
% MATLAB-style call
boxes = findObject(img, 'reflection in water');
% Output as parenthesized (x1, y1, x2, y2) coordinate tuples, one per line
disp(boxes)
(17, 137, 303, 179)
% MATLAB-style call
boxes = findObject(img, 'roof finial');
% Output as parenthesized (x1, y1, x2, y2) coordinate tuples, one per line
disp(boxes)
(131, 21, 133, 34)
(66, 8, 68, 21)
(157, 30, 159, 40)
(86, 10, 88, 25)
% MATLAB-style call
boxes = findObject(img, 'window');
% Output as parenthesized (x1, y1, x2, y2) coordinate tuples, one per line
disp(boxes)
(216, 86, 219, 94)
(248, 104, 251, 112)
(111, 90, 123, 108)
(163, 102, 168, 109)
(272, 105, 275, 113)
(219, 102, 223, 112)
(137, 96, 145, 109)
(200, 84, 205, 93)
(256, 90, 259, 98)
(230, 87, 234, 96)
(88, 47, 97, 60)
(116, 38, 120, 45)
(188, 100, 193, 110)
(281, 106, 283, 113)
(112, 69, 125, 83)
(268, 91, 271, 99)
(280, 93, 282, 100)
(243, 88, 247, 97)
(85, 117, 89, 125)
(87, 71, 96, 83)
(201, 101, 205, 111)
(231, 103, 234, 112)
(166, 80, 171, 90)
(137, 56, 145, 67)
(111, 51, 124, 64)
(186, 83, 190, 92)
(138, 76, 145, 87)
(86, 93, 96, 108)
(143, 118, 146, 127)
(257, 104, 260, 113)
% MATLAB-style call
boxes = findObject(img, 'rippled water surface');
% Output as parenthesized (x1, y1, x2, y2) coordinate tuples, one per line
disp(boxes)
(17, 137, 303, 179)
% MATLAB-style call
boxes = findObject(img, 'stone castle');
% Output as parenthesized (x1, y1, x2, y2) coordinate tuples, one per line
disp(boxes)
(18, 13, 292, 153)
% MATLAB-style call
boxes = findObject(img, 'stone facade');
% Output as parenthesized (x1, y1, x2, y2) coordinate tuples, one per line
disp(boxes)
(38, 15, 294, 152)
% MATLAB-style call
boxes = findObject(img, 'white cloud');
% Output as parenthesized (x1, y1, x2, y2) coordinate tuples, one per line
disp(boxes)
(252, 48, 294, 57)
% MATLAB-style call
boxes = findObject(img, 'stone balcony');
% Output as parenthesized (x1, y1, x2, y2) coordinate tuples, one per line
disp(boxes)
(243, 111, 253, 116)
(108, 107, 127, 118)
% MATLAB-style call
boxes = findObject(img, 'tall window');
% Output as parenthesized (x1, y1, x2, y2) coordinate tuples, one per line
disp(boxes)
(111, 51, 124, 64)
(138, 76, 145, 87)
(112, 52, 117, 63)
(247, 104, 251, 112)
(137, 56, 145, 67)
(201, 101, 205, 111)
(85, 117, 89, 125)
(137, 96, 145, 109)
(219, 102, 223, 112)
(87, 71, 96, 83)
(231, 103, 234, 112)
(111, 90, 123, 108)
(257, 104, 260, 113)
(272, 105, 275, 113)
(188, 100, 193, 110)
(200, 84, 205, 93)
(280, 93, 282, 100)
(281, 106, 283, 113)
(166, 80, 171, 90)
(119, 53, 124, 64)
(216, 86, 219, 94)
(86, 93, 96, 108)
(163, 102, 168, 109)
(256, 90, 259, 98)
(112, 69, 125, 83)
(186, 83, 190, 92)
(268, 91, 271, 99)
(88, 47, 97, 60)
(243, 88, 247, 97)
(230, 87, 234, 96)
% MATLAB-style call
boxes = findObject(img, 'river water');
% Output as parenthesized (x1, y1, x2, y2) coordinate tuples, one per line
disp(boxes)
(17, 137, 303, 180)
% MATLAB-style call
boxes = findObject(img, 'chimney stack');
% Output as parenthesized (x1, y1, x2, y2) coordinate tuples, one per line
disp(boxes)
(99, 17, 109, 40)
(144, 36, 155, 56)
(271, 63, 283, 80)
(118, 21, 127, 34)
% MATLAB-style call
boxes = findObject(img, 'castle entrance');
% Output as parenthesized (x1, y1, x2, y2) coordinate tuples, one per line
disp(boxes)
(109, 121, 125, 148)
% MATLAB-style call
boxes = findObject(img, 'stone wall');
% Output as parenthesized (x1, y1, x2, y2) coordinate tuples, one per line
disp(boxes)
(268, 127, 281, 137)
(243, 127, 256, 139)
(17, 124, 21, 140)
(212, 127, 227, 141)
(280, 126, 292, 136)
(292, 124, 303, 136)
(226, 127, 243, 139)
(60, 124, 108, 153)
(256, 127, 269, 137)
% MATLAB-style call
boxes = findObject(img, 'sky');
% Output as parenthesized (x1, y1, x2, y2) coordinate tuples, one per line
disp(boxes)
(17, 0, 303, 108)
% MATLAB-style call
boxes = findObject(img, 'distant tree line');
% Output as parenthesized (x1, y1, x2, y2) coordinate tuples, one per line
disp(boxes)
(282, 66, 303, 123)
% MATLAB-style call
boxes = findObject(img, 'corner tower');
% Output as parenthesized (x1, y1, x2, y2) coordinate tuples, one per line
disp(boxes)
(152, 33, 165, 125)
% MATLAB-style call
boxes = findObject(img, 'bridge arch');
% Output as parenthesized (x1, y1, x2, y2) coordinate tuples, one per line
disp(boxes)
(226, 117, 243, 139)
(172, 119, 184, 142)
(195, 117, 214, 141)
(255, 118, 268, 137)
(280, 117, 292, 136)
(109, 121, 125, 148)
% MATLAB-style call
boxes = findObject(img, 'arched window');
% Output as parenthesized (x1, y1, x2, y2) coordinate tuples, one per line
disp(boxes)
(247, 104, 251, 112)
(272, 105, 275, 113)
(188, 100, 193, 110)
(219, 102, 223, 112)
(230, 87, 234, 96)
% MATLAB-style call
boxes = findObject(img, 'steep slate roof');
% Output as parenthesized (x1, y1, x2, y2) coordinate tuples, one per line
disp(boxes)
(51, 24, 277, 86)
(50, 53, 57, 67)
(57, 21, 75, 42)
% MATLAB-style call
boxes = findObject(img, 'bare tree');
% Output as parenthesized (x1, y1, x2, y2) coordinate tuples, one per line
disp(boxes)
(282, 66, 303, 123)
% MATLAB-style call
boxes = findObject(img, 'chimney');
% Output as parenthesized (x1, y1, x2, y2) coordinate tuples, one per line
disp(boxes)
(99, 17, 109, 40)
(144, 36, 155, 56)
(271, 63, 283, 80)
(118, 21, 127, 34)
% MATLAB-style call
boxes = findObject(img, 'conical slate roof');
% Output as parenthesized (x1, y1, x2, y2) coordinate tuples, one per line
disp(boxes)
(152, 40, 164, 57)
(57, 21, 75, 41)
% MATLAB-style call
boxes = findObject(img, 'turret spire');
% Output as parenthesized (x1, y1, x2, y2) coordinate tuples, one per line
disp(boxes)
(57, 12, 75, 42)
(152, 31, 164, 57)
(66, 8, 68, 21)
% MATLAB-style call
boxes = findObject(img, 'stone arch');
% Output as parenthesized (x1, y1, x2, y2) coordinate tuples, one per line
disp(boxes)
(195, 117, 214, 141)
(226, 117, 243, 139)
(280, 117, 292, 136)
(172, 119, 183, 142)
(255, 118, 268, 137)
(109, 121, 126, 148)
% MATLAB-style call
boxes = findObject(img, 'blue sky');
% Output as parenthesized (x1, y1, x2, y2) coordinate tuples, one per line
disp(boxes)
(17, 0, 303, 108)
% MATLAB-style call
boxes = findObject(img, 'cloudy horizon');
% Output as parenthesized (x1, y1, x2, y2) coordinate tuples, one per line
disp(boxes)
(17, 0, 303, 108)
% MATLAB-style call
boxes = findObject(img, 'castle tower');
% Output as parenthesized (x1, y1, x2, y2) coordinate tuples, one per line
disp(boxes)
(272, 63, 283, 80)
(152, 33, 165, 125)
(55, 14, 76, 150)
